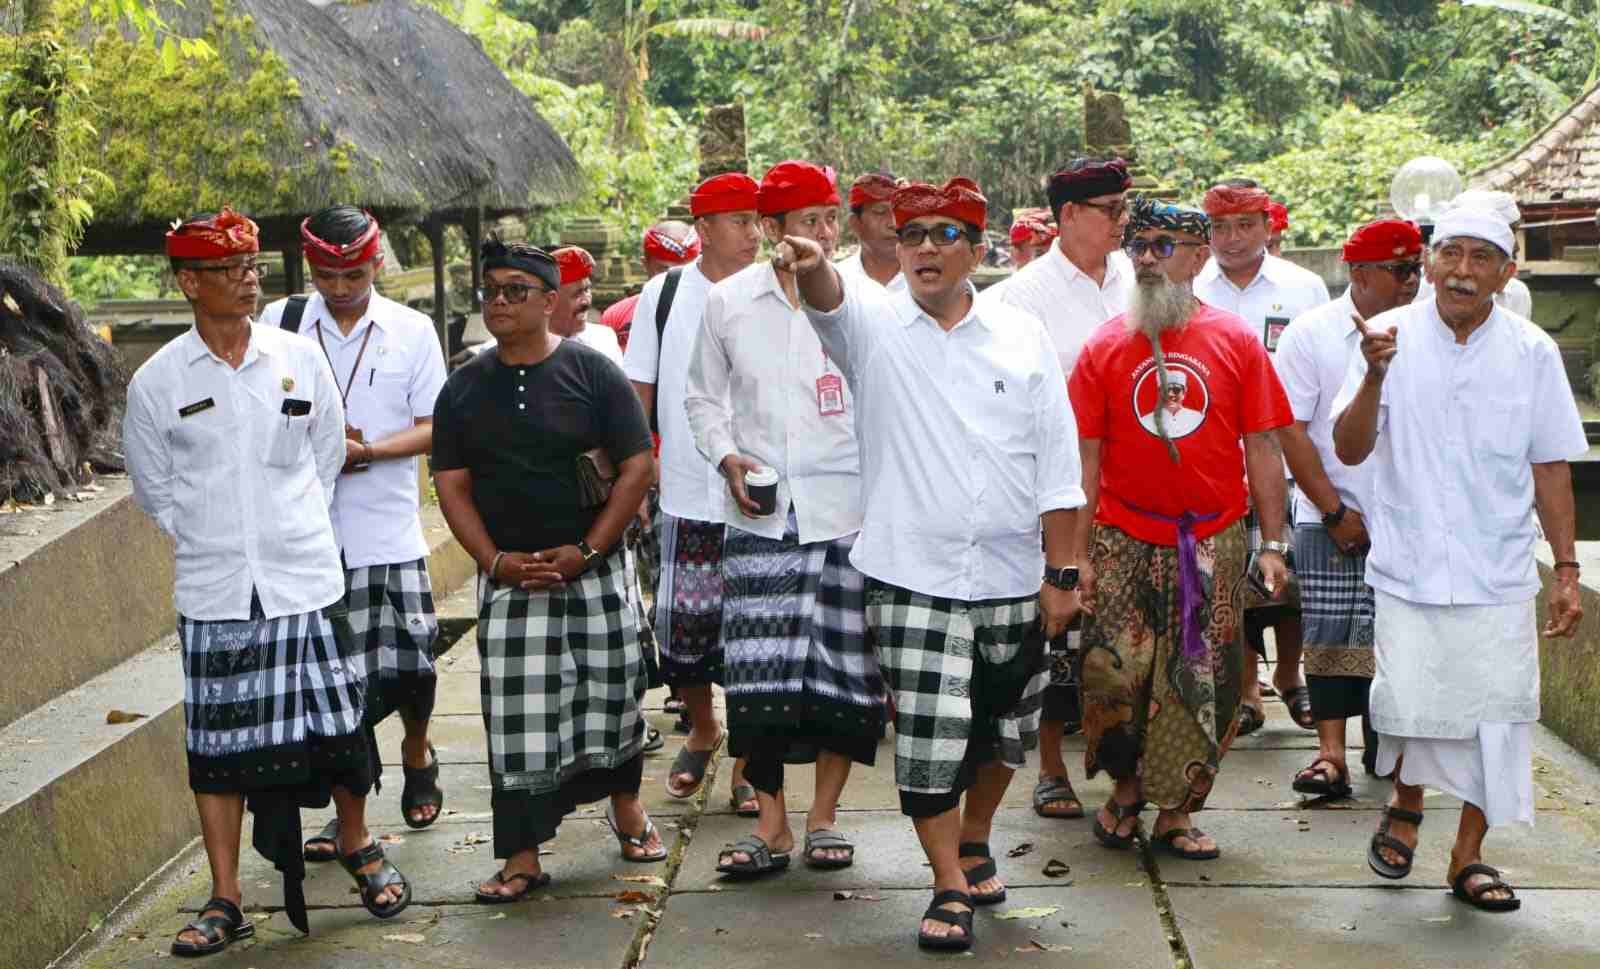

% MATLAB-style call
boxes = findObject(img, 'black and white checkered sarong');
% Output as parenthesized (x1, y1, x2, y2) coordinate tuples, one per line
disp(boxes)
(866, 581, 1045, 794)
(180, 600, 366, 778)
(345, 558, 438, 681)
(476, 549, 646, 796)
(1294, 522, 1375, 678)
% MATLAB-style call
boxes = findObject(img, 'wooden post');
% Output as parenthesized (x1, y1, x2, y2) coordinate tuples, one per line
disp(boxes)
(282, 245, 304, 297)
(426, 215, 447, 357)
(465, 207, 484, 313)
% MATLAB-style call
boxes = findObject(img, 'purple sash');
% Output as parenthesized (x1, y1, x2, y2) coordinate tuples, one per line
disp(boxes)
(1121, 503, 1220, 661)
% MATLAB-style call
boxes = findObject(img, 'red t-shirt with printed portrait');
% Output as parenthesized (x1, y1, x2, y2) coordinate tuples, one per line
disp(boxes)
(1068, 304, 1293, 546)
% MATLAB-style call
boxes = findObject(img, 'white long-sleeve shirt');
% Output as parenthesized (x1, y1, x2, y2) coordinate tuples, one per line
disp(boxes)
(123, 324, 347, 620)
(805, 277, 1085, 600)
(685, 262, 862, 543)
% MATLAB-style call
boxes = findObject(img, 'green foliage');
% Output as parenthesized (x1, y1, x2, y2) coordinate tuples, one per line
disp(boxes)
(65, 254, 173, 302)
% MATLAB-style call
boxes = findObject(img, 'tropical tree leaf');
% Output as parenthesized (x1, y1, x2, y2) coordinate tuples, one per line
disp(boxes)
(647, 18, 768, 43)
(1461, 0, 1582, 28)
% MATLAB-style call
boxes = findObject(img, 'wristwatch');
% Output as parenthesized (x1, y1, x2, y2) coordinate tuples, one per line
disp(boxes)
(1260, 540, 1291, 556)
(1321, 502, 1347, 529)
(577, 540, 601, 570)
(1043, 565, 1079, 591)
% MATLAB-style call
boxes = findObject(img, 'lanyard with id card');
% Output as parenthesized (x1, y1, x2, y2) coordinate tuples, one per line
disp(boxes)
(816, 350, 845, 417)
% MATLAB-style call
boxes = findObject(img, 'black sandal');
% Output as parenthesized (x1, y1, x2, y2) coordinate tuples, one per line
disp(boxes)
(401, 742, 444, 830)
(1092, 799, 1145, 850)
(606, 806, 668, 863)
(1236, 704, 1265, 737)
(1366, 805, 1423, 880)
(917, 889, 975, 952)
(1292, 758, 1353, 799)
(729, 782, 760, 818)
(1450, 863, 1522, 912)
(170, 896, 254, 958)
(957, 841, 1007, 905)
(643, 726, 664, 753)
(715, 835, 790, 878)
(301, 817, 340, 863)
(1032, 775, 1085, 818)
(339, 839, 412, 918)
(1280, 685, 1316, 730)
(665, 733, 722, 799)
(1151, 826, 1220, 861)
(474, 868, 551, 904)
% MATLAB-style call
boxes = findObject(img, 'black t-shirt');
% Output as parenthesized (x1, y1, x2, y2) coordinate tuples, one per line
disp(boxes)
(431, 338, 652, 551)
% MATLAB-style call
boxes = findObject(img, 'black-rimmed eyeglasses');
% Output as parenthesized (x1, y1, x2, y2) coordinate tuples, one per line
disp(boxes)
(190, 260, 262, 281)
(1374, 261, 1423, 280)
(1124, 237, 1205, 259)
(896, 224, 977, 247)
(478, 283, 554, 304)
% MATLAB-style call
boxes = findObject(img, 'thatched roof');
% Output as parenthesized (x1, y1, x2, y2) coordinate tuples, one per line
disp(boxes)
(329, 0, 581, 216)
(75, 0, 493, 253)
(1473, 81, 1600, 207)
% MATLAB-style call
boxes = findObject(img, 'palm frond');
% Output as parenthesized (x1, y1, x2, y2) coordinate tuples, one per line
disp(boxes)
(646, 17, 768, 42)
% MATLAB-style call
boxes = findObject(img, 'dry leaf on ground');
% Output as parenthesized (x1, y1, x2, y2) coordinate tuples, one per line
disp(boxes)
(383, 933, 427, 944)
(1007, 842, 1035, 858)
(106, 709, 147, 724)
(996, 906, 1060, 920)
(613, 890, 653, 904)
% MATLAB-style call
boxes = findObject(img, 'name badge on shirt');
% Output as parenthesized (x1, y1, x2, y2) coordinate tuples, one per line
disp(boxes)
(817, 373, 845, 417)
(178, 397, 215, 418)
(1263, 317, 1289, 353)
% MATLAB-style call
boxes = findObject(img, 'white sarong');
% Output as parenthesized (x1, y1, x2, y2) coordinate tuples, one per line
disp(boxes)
(1371, 589, 1538, 826)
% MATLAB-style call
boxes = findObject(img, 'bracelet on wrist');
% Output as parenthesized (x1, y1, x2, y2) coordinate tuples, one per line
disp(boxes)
(1554, 560, 1581, 573)
(488, 550, 506, 581)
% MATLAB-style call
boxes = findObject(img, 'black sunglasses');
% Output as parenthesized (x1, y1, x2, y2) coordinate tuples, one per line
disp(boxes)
(1124, 237, 1205, 259)
(1373, 260, 1423, 280)
(478, 282, 554, 304)
(897, 223, 977, 247)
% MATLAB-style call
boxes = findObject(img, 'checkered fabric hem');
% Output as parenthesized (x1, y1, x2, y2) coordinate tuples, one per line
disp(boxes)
(476, 549, 646, 796)
(344, 557, 438, 681)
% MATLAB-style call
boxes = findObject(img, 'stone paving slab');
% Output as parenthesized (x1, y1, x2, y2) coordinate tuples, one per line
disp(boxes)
(1204, 748, 1461, 810)
(1169, 886, 1600, 969)
(1151, 807, 1600, 889)
(185, 813, 682, 911)
(676, 808, 1145, 892)
(648, 885, 1170, 969)
(108, 900, 638, 969)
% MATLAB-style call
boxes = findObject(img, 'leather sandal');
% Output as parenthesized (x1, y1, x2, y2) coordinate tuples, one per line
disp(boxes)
(665, 732, 722, 799)
(1450, 863, 1521, 912)
(803, 828, 855, 870)
(1236, 703, 1266, 737)
(474, 868, 551, 904)
(729, 782, 760, 818)
(957, 841, 1007, 905)
(917, 889, 975, 951)
(606, 806, 668, 863)
(1151, 826, 1220, 861)
(170, 896, 254, 958)
(339, 839, 412, 919)
(1093, 798, 1145, 850)
(1280, 685, 1316, 730)
(715, 835, 790, 878)
(1367, 805, 1423, 880)
(1032, 775, 1085, 818)
(400, 741, 444, 829)
(1292, 758, 1353, 799)
(302, 817, 340, 863)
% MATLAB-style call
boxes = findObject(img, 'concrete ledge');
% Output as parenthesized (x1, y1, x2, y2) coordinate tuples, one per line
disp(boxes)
(0, 478, 175, 731)
(0, 642, 194, 969)
(1536, 548, 1600, 763)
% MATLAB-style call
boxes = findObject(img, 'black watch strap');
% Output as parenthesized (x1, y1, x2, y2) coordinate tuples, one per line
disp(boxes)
(1322, 502, 1347, 529)
(1043, 565, 1079, 591)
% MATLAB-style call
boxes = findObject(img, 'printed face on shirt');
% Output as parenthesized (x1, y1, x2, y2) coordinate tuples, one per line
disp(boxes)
(696, 210, 762, 271)
(481, 267, 557, 339)
(763, 204, 840, 261)
(1134, 362, 1208, 439)
(896, 216, 984, 303)
(309, 258, 381, 315)
(1208, 212, 1270, 272)
(551, 276, 593, 338)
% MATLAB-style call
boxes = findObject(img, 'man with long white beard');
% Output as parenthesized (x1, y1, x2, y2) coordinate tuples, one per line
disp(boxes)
(1069, 196, 1293, 862)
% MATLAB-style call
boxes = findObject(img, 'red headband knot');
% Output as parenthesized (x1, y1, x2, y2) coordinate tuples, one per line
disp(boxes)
(1341, 219, 1423, 264)
(551, 245, 595, 285)
(300, 213, 381, 270)
(1267, 201, 1289, 234)
(848, 172, 902, 209)
(757, 160, 841, 217)
(166, 206, 260, 259)
(690, 172, 759, 217)
(891, 177, 988, 230)
(1203, 185, 1272, 217)
(641, 226, 700, 265)
(1009, 208, 1057, 246)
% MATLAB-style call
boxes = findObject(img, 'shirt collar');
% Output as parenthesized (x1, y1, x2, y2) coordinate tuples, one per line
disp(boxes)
(896, 280, 985, 330)
(1046, 241, 1122, 287)
(1198, 254, 1280, 292)
(305, 291, 387, 340)
(182, 322, 273, 366)
(756, 261, 798, 311)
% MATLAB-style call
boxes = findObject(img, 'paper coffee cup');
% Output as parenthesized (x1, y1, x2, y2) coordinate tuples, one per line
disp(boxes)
(744, 465, 779, 516)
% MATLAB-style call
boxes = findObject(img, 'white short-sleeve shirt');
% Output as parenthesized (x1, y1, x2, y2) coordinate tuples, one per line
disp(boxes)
(835, 249, 906, 293)
(1332, 299, 1587, 605)
(1196, 253, 1331, 354)
(1273, 289, 1374, 525)
(259, 291, 447, 568)
(622, 262, 723, 523)
(988, 243, 1133, 376)
(805, 279, 1085, 600)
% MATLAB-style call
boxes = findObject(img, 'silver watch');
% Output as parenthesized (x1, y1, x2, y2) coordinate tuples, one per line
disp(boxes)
(1260, 540, 1291, 556)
